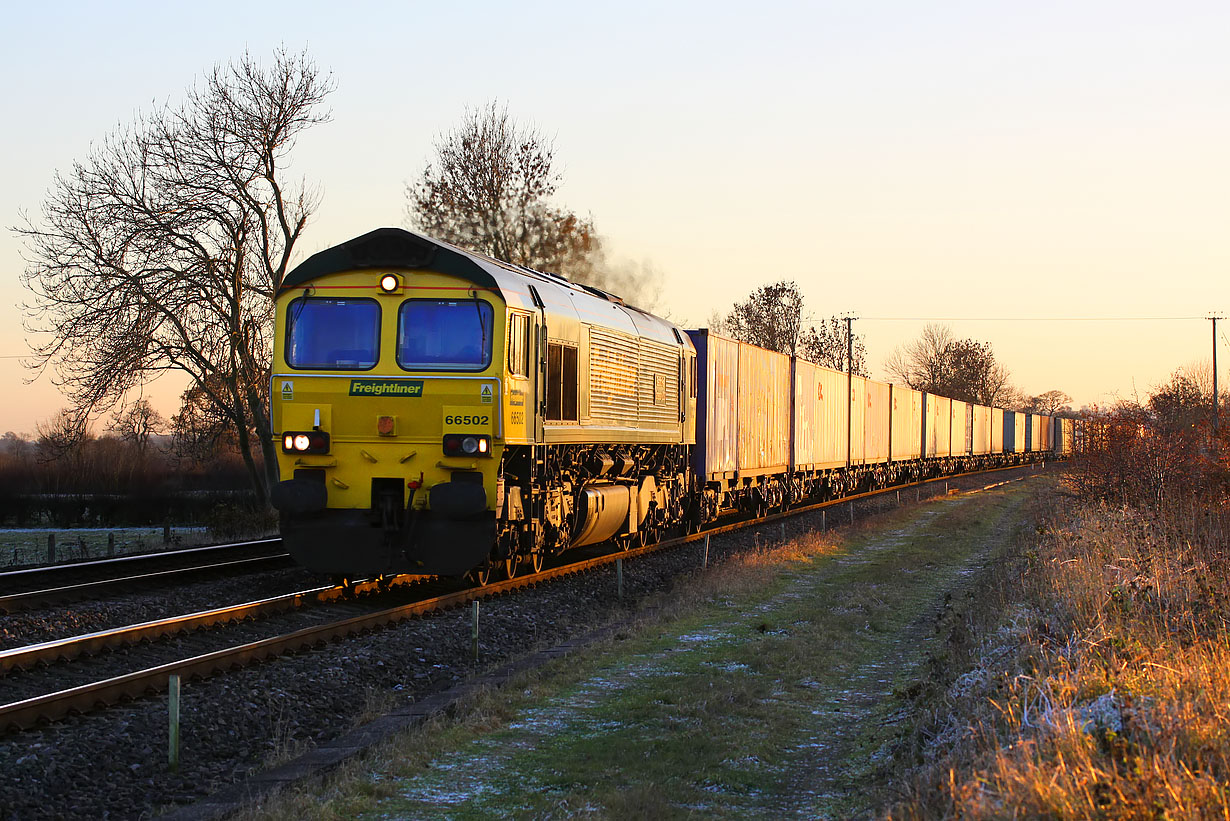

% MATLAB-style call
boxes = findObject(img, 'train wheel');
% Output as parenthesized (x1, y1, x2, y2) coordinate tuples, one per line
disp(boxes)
(498, 527, 521, 579)
(527, 548, 545, 574)
(469, 562, 493, 587)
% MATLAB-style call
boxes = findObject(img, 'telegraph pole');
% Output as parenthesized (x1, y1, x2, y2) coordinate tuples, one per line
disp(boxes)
(1213, 315, 1223, 433)
(845, 314, 857, 470)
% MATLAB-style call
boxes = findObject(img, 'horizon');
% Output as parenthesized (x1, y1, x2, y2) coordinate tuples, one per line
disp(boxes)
(3, 1, 1226, 435)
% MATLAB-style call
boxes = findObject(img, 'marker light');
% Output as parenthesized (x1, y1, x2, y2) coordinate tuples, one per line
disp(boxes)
(379, 274, 400, 294)
(442, 434, 492, 457)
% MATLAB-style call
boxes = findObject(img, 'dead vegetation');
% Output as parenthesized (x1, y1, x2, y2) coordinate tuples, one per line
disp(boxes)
(889, 413, 1230, 818)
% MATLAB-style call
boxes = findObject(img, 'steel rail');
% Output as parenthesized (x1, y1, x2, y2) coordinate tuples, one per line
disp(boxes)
(0, 545, 293, 614)
(0, 588, 331, 674)
(0, 538, 284, 582)
(0, 461, 1051, 732)
(0, 573, 431, 675)
(0, 561, 586, 731)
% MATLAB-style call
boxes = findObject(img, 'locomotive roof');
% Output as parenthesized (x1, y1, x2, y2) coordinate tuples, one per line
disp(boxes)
(281, 227, 623, 304)
(280, 227, 689, 348)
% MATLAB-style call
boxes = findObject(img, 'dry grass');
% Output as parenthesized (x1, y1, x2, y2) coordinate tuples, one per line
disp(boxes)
(890, 491, 1230, 819)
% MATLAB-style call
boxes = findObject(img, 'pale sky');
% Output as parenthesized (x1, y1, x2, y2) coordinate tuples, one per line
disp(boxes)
(2, 0, 1227, 435)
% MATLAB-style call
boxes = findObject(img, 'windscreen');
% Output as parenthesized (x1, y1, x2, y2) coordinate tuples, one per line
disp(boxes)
(285, 297, 380, 370)
(398, 299, 494, 370)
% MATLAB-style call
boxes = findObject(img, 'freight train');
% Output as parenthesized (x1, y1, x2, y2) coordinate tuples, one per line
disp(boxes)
(270, 228, 1072, 582)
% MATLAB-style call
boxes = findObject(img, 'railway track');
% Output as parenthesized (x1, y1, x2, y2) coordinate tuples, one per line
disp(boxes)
(0, 538, 292, 613)
(0, 463, 1046, 734)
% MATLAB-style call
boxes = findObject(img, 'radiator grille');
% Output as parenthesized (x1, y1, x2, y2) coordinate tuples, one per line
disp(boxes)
(589, 327, 639, 424)
(638, 339, 679, 429)
(588, 328, 679, 431)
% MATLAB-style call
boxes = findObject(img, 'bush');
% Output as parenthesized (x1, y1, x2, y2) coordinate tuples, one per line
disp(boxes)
(202, 501, 279, 542)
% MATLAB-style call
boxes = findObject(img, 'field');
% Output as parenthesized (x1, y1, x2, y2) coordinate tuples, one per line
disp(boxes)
(0, 526, 209, 568)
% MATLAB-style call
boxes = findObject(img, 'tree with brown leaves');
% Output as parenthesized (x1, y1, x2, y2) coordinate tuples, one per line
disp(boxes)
(721, 280, 867, 374)
(885, 323, 1015, 406)
(406, 102, 598, 279)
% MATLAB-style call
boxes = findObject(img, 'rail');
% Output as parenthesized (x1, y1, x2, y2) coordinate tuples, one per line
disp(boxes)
(0, 539, 292, 613)
(0, 462, 1050, 732)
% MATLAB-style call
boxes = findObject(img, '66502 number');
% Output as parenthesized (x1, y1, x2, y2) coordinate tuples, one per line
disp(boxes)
(444, 414, 489, 426)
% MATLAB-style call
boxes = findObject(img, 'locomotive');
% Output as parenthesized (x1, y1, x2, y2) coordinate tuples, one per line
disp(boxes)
(269, 227, 1070, 582)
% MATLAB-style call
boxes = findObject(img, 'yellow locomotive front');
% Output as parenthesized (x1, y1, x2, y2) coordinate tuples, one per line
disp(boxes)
(270, 228, 508, 578)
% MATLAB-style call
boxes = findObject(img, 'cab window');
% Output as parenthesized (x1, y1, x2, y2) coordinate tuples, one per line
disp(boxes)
(398, 299, 494, 371)
(285, 297, 380, 370)
(508, 313, 529, 376)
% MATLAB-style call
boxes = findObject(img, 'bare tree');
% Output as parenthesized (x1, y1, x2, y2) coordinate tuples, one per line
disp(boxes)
(1026, 390, 1073, 416)
(107, 398, 164, 456)
(170, 374, 253, 462)
(884, 323, 954, 393)
(35, 408, 91, 464)
(885, 323, 1015, 405)
(704, 310, 732, 337)
(406, 102, 598, 277)
(17, 49, 333, 503)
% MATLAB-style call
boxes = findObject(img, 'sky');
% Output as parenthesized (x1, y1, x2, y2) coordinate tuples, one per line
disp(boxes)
(2, 0, 1227, 435)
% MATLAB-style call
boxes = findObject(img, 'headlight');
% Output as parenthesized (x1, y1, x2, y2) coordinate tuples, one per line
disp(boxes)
(281, 430, 331, 454)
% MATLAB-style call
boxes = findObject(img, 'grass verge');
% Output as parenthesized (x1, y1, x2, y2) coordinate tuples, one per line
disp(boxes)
(888, 491, 1230, 818)
(238, 481, 1044, 820)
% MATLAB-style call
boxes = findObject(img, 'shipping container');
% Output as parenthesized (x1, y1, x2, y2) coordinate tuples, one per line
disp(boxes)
(1027, 414, 1039, 452)
(849, 375, 865, 465)
(863, 378, 892, 463)
(792, 357, 848, 470)
(1003, 411, 1025, 453)
(1053, 417, 1074, 455)
(689, 330, 739, 478)
(736, 340, 791, 475)
(924, 394, 952, 458)
(992, 407, 1005, 453)
(1035, 414, 1052, 452)
(951, 401, 971, 456)
(971, 404, 993, 455)
(890, 385, 924, 461)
